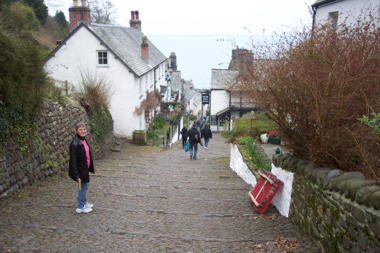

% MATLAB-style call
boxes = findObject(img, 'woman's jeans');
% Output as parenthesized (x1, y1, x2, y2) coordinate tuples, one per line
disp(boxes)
(204, 138, 210, 147)
(189, 143, 198, 160)
(77, 182, 89, 208)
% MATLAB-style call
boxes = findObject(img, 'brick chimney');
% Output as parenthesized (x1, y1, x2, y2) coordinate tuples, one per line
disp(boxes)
(69, 0, 91, 31)
(130, 10, 142, 31)
(228, 48, 254, 71)
(169, 52, 177, 71)
(141, 35, 149, 62)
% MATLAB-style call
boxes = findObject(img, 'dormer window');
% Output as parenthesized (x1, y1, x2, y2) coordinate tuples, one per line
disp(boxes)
(97, 51, 108, 65)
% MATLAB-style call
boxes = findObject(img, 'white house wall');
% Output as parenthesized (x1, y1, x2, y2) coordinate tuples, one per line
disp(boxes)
(314, 0, 380, 27)
(210, 90, 230, 115)
(44, 26, 148, 138)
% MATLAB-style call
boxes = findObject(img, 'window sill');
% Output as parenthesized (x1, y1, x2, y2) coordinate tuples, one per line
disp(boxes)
(96, 65, 109, 68)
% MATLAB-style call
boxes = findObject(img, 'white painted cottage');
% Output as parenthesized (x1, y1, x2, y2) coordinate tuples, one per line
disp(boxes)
(312, 0, 380, 28)
(44, 1, 168, 138)
(210, 49, 257, 131)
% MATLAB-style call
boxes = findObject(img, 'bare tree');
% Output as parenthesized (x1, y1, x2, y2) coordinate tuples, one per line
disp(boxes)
(89, 0, 115, 24)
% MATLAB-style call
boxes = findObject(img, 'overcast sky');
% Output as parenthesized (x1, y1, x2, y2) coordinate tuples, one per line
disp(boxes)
(46, 0, 316, 88)
(47, 0, 315, 35)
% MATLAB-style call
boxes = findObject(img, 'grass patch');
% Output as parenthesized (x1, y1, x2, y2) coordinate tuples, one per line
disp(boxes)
(236, 136, 271, 172)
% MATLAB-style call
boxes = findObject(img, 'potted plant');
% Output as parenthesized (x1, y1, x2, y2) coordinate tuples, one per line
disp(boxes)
(268, 128, 281, 145)
(260, 133, 269, 144)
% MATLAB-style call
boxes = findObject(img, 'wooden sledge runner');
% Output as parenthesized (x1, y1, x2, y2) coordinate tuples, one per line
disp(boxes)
(248, 171, 283, 214)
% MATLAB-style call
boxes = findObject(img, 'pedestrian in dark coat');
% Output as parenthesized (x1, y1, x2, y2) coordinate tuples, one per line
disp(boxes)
(69, 122, 95, 214)
(187, 123, 202, 160)
(201, 123, 212, 148)
(180, 126, 188, 148)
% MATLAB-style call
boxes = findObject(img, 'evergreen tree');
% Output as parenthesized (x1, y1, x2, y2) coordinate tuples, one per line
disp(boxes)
(22, 0, 48, 24)
(53, 10, 68, 29)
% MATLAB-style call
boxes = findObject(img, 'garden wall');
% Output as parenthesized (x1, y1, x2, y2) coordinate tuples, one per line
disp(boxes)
(0, 100, 110, 197)
(272, 154, 380, 252)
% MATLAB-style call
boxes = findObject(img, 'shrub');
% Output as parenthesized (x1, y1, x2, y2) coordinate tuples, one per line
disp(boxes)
(147, 129, 158, 139)
(4, 2, 40, 33)
(152, 115, 165, 130)
(89, 106, 113, 144)
(0, 31, 47, 140)
(238, 16, 380, 180)
(79, 71, 111, 113)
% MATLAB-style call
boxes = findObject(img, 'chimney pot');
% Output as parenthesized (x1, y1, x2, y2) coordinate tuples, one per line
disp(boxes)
(141, 35, 149, 62)
(69, 0, 91, 31)
(129, 10, 142, 31)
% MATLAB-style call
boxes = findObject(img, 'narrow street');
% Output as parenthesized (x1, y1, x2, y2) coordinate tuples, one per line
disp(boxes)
(0, 134, 319, 252)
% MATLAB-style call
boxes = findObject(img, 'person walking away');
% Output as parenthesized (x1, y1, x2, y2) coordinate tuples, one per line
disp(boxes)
(187, 123, 202, 160)
(180, 126, 188, 148)
(69, 122, 95, 214)
(201, 123, 212, 149)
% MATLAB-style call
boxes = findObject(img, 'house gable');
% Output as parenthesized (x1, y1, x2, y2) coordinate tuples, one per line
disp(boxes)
(45, 22, 137, 77)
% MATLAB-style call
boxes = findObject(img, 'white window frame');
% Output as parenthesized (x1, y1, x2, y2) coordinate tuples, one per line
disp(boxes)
(97, 50, 108, 66)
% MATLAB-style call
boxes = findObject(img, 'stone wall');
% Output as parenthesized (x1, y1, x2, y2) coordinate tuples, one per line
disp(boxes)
(0, 100, 108, 197)
(272, 154, 380, 252)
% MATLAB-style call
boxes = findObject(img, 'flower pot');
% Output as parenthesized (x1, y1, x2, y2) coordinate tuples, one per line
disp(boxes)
(260, 133, 269, 144)
(269, 136, 281, 145)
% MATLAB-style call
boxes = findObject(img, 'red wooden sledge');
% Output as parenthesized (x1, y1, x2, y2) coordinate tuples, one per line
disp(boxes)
(248, 171, 283, 214)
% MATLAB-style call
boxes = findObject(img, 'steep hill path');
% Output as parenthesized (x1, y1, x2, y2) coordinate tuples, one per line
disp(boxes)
(0, 133, 320, 252)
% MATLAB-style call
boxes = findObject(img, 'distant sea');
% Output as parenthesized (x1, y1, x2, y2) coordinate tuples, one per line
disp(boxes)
(149, 34, 258, 89)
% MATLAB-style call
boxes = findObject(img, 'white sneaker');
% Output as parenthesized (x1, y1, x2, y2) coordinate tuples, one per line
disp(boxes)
(76, 207, 93, 214)
(85, 202, 93, 209)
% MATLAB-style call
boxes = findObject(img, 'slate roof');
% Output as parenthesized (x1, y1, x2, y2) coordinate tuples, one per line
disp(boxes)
(171, 71, 182, 93)
(210, 69, 239, 89)
(45, 22, 167, 77)
(312, 0, 338, 8)
(183, 81, 201, 105)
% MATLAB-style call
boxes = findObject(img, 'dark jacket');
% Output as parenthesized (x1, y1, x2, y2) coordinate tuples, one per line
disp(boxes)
(69, 134, 94, 183)
(187, 127, 201, 145)
(181, 127, 188, 139)
(201, 127, 212, 139)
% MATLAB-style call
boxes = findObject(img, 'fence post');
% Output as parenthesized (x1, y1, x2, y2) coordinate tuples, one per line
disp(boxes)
(65, 80, 68, 96)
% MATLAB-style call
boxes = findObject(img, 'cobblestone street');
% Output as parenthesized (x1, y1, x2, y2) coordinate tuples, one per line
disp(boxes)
(0, 133, 320, 252)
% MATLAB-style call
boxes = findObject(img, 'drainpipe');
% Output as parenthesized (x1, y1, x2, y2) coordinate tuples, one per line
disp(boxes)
(312, 5, 317, 35)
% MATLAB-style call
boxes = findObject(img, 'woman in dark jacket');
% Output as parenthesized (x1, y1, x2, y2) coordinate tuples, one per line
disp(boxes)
(69, 122, 95, 214)
(180, 126, 188, 148)
(187, 123, 202, 160)
(201, 123, 212, 148)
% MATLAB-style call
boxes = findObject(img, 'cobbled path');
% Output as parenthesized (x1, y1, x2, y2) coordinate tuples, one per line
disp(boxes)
(0, 133, 320, 252)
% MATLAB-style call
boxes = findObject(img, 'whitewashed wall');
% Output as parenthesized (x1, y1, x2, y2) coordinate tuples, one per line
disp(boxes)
(210, 90, 229, 115)
(170, 116, 183, 146)
(229, 144, 294, 217)
(314, 0, 380, 27)
(271, 164, 294, 218)
(229, 144, 257, 187)
(44, 26, 167, 138)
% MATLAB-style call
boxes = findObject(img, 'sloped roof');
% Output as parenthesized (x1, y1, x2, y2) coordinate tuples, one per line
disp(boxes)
(171, 71, 182, 92)
(90, 24, 166, 76)
(183, 81, 201, 105)
(211, 69, 239, 89)
(45, 22, 167, 77)
(312, 0, 338, 8)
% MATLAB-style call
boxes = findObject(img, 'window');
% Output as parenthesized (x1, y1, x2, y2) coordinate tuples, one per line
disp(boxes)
(97, 51, 108, 65)
(328, 11, 339, 29)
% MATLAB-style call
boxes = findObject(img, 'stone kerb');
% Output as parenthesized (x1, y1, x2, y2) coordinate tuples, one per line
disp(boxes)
(0, 100, 91, 197)
(272, 154, 380, 252)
